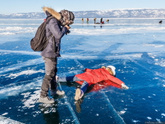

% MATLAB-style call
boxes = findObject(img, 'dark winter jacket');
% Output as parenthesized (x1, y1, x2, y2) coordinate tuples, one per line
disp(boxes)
(41, 7, 68, 58)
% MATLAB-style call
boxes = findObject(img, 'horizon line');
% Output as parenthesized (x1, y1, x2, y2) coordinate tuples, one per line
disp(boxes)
(2, 8, 165, 15)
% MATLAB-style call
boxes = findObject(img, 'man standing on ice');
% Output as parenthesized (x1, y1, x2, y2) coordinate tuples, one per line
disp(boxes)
(57, 65, 129, 101)
(39, 7, 75, 104)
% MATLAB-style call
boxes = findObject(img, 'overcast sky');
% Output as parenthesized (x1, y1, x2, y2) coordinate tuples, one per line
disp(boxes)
(1, 0, 165, 14)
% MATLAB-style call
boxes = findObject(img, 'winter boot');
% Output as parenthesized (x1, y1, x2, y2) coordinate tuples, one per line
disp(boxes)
(39, 96, 55, 104)
(51, 90, 65, 96)
(74, 88, 84, 101)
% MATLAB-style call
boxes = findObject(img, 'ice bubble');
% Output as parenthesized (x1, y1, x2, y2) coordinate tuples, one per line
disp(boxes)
(132, 119, 140, 123)
(147, 117, 152, 120)
(152, 94, 156, 96)
(96, 113, 99, 116)
(156, 118, 161, 122)
(124, 108, 128, 110)
(119, 111, 126, 115)
(2, 112, 8, 116)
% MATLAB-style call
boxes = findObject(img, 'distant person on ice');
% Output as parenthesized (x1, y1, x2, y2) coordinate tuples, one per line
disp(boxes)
(94, 18, 97, 24)
(106, 19, 109, 23)
(57, 65, 129, 101)
(159, 20, 162, 24)
(39, 7, 75, 104)
(82, 18, 84, 23)
(100, 18, 104, 24)
(87, 18, 89, 23)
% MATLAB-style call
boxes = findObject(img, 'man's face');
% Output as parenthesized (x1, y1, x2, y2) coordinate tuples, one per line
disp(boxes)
(65, 20, 74, 25)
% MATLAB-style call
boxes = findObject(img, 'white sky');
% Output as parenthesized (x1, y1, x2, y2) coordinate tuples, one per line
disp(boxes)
(1, 0, 165, 14)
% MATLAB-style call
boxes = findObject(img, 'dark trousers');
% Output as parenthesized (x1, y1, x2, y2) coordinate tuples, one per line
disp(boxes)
(40, 57, 57, 97)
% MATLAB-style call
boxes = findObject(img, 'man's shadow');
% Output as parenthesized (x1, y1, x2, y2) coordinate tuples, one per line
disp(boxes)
(39, 101, 60, 124)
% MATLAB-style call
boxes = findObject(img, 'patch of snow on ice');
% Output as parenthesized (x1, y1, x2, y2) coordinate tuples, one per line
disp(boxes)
(8, 69, 44, 78)
(22, 90, 40, 108)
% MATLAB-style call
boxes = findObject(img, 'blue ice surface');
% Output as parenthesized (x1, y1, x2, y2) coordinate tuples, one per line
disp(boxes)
(0, 18, 165, 124)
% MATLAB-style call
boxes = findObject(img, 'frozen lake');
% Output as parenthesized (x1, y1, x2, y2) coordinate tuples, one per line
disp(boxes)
(0, 18, 165, 124)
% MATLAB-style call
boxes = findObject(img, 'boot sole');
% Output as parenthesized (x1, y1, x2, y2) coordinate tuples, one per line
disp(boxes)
(74, 88, 81, 100)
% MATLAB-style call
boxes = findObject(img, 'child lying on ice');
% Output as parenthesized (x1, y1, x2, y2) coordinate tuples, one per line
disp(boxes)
(57, 65, 129, 100)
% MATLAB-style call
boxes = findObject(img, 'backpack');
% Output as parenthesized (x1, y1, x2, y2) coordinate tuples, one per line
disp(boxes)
(30, 16, 54, 51)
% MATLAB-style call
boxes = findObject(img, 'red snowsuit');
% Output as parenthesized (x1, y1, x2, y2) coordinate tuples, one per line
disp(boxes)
(75, 68, 124, 91)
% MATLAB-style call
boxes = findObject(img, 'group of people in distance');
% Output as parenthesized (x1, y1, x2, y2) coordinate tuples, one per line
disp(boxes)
(82, 18, 110, 24)
(37, 7, 129, 105)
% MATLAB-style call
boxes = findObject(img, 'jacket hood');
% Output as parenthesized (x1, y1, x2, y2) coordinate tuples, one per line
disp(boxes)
(43, 7, 61, 20)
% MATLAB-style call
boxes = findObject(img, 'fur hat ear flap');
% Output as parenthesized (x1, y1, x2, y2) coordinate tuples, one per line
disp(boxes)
(42, 7, 61, 20)
(101, 66, 106, 69)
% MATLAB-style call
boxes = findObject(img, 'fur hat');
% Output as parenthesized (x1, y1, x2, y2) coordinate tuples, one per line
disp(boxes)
(107, 65, 116, 76)
(43, 7, 74, 26)
(59, 9, 75, 25)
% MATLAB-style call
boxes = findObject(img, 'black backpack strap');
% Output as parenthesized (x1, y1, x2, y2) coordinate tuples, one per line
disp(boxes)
(45, 16, 55, 40)
(46, 16, 54, 24)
